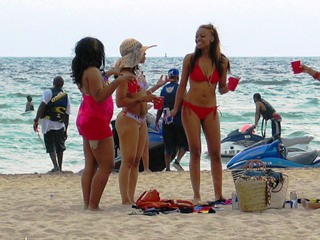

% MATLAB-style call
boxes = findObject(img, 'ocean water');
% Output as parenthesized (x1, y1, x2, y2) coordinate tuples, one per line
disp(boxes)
(1, 57, 320, 174)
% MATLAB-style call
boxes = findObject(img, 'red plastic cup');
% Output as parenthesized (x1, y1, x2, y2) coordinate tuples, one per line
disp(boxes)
(128, 80, 137, 93)
(153, 96, 164, 110)
(291, 60, 302, 74)
(228, 76, 240, 91)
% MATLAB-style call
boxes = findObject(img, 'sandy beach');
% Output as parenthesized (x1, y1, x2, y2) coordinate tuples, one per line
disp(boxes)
(1, 168, 320, 240)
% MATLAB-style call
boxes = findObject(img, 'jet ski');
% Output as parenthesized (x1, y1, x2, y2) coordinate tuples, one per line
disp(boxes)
(226, 137, 320, 169)
(221, 124, 314, 158)
(112, 113, 166, 172)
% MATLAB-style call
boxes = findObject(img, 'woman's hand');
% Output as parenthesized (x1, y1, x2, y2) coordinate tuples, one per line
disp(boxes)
(300, 64, 313, 74)
(137, 94, 158, 103)
(147, 94, 159, 103)
(219, 86, 229, 95)
(155, 75, 169, 87)
(171, 108, 178, 118)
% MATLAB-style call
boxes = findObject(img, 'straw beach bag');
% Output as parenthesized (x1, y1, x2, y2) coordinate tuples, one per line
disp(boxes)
(233, 160, 288, 211)
(235, 177, 267, 212)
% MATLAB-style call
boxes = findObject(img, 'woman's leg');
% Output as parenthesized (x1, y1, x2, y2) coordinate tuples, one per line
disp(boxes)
(116, 116, 139, 205)
(182, 108, 202, 203)
(81, 138, 97, 209)
(88, 136, 114, 210)
(202, 114, 224, 200)
(141, 137, 151, 172)
(128, 123, 148, 202)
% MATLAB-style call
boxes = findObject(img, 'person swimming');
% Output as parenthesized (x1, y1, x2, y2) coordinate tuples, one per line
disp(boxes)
(25, 95, 34, 112)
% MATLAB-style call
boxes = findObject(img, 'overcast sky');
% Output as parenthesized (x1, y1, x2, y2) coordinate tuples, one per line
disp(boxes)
(1, 0, 319, 57)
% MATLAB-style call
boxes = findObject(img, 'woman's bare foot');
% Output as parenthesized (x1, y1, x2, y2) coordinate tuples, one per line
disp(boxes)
(122, 200, 136, 205)
(88, 206, 104, 211)
(192, 198, 201, 205)
(301, 199, 320, 210)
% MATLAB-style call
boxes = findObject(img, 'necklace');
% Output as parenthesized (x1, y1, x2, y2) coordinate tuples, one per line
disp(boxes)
(199, 59, 213, 87)
(202, 67, 212, 87)
(208, 74, 212, 87)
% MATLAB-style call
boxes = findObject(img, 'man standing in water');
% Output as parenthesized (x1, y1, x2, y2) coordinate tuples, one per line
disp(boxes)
(33, 76, 71, 173)
(253, 93, 282, 138)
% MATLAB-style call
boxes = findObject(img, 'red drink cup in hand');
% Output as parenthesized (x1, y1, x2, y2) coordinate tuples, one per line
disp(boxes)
(228, 76, 240, 91)
(291, 60, 302, 74)
(153, 96, 164, 110)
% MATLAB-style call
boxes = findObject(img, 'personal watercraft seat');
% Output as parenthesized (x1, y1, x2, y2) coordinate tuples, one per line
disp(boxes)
(281, 136, 314, 147)
(286, 150, 318, 165)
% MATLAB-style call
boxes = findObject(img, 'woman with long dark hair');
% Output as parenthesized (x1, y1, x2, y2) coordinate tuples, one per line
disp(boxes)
(71, 37, 133, 210)
(172, 24, 230, 204)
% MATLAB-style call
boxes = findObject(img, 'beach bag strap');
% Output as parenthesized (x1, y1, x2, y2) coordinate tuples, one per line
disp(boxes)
(243, 160, 284, 188)
(244, 159, 266, 170)
(136, 190, 147, 204)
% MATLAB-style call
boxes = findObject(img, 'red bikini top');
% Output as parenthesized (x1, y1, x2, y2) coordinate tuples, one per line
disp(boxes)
(189, 61, 220, 83)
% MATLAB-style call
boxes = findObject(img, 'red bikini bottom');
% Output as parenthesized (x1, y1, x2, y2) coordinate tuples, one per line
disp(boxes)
(182, 101, 218, 120)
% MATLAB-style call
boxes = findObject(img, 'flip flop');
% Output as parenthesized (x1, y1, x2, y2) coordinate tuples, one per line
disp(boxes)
(207, 198, 232, 206)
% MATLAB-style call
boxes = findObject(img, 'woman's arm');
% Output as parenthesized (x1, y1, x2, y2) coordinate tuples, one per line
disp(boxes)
(171, 54, 190, 117)
(147, 75, 170, 94)
(86, 67, 133, 103)
(218, 56, 230, 94)
(301, 64, 320, 81)
(115, 81, 157, 108)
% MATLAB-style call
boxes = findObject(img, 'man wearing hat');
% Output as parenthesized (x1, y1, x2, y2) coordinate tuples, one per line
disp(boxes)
(155, 68, 189, 171)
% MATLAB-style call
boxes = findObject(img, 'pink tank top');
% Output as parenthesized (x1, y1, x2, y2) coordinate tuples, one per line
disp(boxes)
(78, 94, 114, 120)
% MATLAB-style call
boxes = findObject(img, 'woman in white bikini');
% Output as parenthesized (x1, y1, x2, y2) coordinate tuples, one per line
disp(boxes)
(114, 38, 167, 205)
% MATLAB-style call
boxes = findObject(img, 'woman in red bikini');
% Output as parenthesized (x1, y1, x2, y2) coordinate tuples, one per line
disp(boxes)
(114, 38, 167, 205)
(172, 24, 230, 204)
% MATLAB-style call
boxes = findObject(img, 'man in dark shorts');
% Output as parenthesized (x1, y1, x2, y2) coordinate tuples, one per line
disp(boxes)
(33, 76, 71, 172)
(155, 68, 189, 171)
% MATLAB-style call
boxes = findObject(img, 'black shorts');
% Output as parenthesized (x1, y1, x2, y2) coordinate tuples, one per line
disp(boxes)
(162, 123, 188, 155)
(44, 128, 66, 153)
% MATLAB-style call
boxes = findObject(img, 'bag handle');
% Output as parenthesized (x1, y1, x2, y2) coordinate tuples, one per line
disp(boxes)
(244, 159, 266, 170)
(271, 174, 288, 193)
